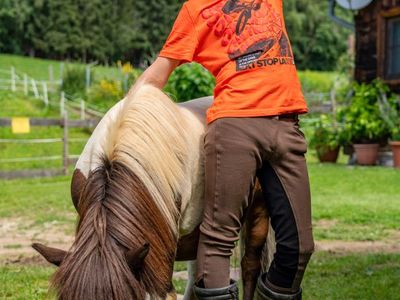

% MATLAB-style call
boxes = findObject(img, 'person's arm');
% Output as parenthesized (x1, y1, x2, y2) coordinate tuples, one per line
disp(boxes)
(127, 56, 180, 97)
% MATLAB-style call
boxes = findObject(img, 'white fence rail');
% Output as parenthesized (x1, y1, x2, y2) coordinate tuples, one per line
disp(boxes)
(0, 66, 105, 120)
(0, 116, 99, 179)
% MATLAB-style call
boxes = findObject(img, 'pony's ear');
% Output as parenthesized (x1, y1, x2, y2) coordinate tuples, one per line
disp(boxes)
(32, 243, 68, 266)
(126, 242, 150, 271)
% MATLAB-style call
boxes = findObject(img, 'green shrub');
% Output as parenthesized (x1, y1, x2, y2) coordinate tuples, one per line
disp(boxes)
(87, 79, 124, 111)
(338, 80, 393, 144)
(309, 114, 341, 152)
(118, 61, 143, 93)
(164, 63, 215, 102)
(61, 66, 92, 99)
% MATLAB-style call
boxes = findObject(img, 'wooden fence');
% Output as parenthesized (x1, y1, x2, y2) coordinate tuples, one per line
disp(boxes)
(0, 67, 61, 103)
(0, 115, 98, 179)
(0, 67, 104, 119)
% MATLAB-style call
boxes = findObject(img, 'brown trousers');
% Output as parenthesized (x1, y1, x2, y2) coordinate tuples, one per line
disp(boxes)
(195, 116, 314, 293)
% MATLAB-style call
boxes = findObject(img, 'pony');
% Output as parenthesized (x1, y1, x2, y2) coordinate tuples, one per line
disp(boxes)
(33, 84, 274, 300)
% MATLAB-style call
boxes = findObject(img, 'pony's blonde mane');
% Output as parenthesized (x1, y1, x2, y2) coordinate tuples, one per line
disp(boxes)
(52, 85, 192, 299)
(105, 84, 190, 233)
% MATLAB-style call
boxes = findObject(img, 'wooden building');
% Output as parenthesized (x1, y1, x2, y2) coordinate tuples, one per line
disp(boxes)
(355, 0, 400, 91)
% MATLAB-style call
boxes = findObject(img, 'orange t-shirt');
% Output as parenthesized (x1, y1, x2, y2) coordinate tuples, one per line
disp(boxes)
(159, 0, 308, 124)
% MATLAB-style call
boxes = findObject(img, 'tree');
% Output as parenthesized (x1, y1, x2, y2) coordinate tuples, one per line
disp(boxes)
(284, 0, 351, 71)
(0, 0, 350, 70)
(131, 0, 182, 66)
(0, 0, 30, 54)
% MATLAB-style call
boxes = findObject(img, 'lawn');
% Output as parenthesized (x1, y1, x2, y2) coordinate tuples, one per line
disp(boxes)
(308, 163, 400, 241)
(0, 126, 90, 171)
(0, 54, 121, 82)
(0, 90, 59, 118)
(2, 252, 399, 299)
(2, 161, 399, 237)
(1, 161, 399, 299)
(0, 90, 92, 170)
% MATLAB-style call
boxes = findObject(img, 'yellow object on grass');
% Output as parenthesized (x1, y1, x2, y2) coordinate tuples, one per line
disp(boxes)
(11, 117, 30, 134)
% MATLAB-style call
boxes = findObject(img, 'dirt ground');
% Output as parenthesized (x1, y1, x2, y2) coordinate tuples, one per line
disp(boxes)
(2, 216, 400, 263)
(0, 218, 74, 261)
(2, 217, 400, 261)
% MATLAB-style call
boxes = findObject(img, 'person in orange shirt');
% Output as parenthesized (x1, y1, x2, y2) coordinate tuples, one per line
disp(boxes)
(130, 0, 314, 299)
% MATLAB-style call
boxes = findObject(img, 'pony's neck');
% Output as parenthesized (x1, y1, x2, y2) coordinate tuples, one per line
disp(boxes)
(105, 84, 192, 235)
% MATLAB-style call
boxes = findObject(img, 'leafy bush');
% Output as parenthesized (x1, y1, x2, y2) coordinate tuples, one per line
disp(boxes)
(309, 114, 341, 152)
(297, 70, 337, 93)
(164, 63, 215, 102)
(61, 66, 92, 99)
(338, 80, 393, 144)
(118, 61, 143, 92)
(88, 79, 124, 111)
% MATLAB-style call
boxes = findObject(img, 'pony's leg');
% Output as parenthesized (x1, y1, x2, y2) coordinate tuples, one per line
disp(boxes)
(183, 260, 197, 300)
(241, 186, 269, 300)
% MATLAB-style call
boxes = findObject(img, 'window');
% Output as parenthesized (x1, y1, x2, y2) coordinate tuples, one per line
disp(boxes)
(386, 17, 400, 79)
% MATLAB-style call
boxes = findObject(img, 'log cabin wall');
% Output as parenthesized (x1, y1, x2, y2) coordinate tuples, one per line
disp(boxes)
(355, 0, 400, 92)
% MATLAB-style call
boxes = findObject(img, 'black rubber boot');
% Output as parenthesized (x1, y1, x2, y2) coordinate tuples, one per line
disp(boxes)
(193, 280, 239, 300)
(255, 274, 302, 300)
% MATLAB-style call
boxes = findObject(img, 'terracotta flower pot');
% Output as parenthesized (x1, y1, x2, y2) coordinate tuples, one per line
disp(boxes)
(389, 141, 400, 168)
(353, 144, 379, 166)
(316, 146, 340, 163)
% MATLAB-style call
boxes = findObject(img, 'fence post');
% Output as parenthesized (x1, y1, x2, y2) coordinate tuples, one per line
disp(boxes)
(60, 63, 64, 87)
(11, 67, 16, 92)
(23, 74, 28, 95)
(31, 79, 39, 98)
(62, 111, 69, 175)
(60, 92, 65, 118)
(123, 73, 129, 93)
(80, 99, 85, 120)
(42, 82, 49, 106)
(86, 66, 91, 90)
(49, 65, 54, 92)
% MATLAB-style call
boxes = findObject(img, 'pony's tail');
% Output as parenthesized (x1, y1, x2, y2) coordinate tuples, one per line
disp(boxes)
(51, 157, 145, 300)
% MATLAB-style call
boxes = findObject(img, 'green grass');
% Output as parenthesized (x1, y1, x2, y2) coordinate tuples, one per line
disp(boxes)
(0, 54, 121, 82)
(0, 89, 92, 171)
(0, 126, 90, 171)
(303, 252, 400, 300)
(0, 176, 75, 226)
(2, 252, 399, 299)
(298, 70, 340, 94)
(0, 265, 55, 300)
(0, 90, 60, 118)
(309, 163, 400, 241)
(1, 160, 399, 240)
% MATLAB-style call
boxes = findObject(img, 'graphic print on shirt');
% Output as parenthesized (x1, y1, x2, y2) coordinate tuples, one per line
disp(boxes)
(201, 0, 294, 71)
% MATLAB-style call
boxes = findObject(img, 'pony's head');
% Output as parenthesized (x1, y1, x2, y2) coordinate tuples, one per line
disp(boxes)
(34, 158, 177, 299)
(33, 85, 190, 299)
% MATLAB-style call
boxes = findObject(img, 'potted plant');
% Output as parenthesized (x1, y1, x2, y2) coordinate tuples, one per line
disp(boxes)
(310, 114, 341, 163)
(339, 80, 391, 166)
(378, 91, 400, 168)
